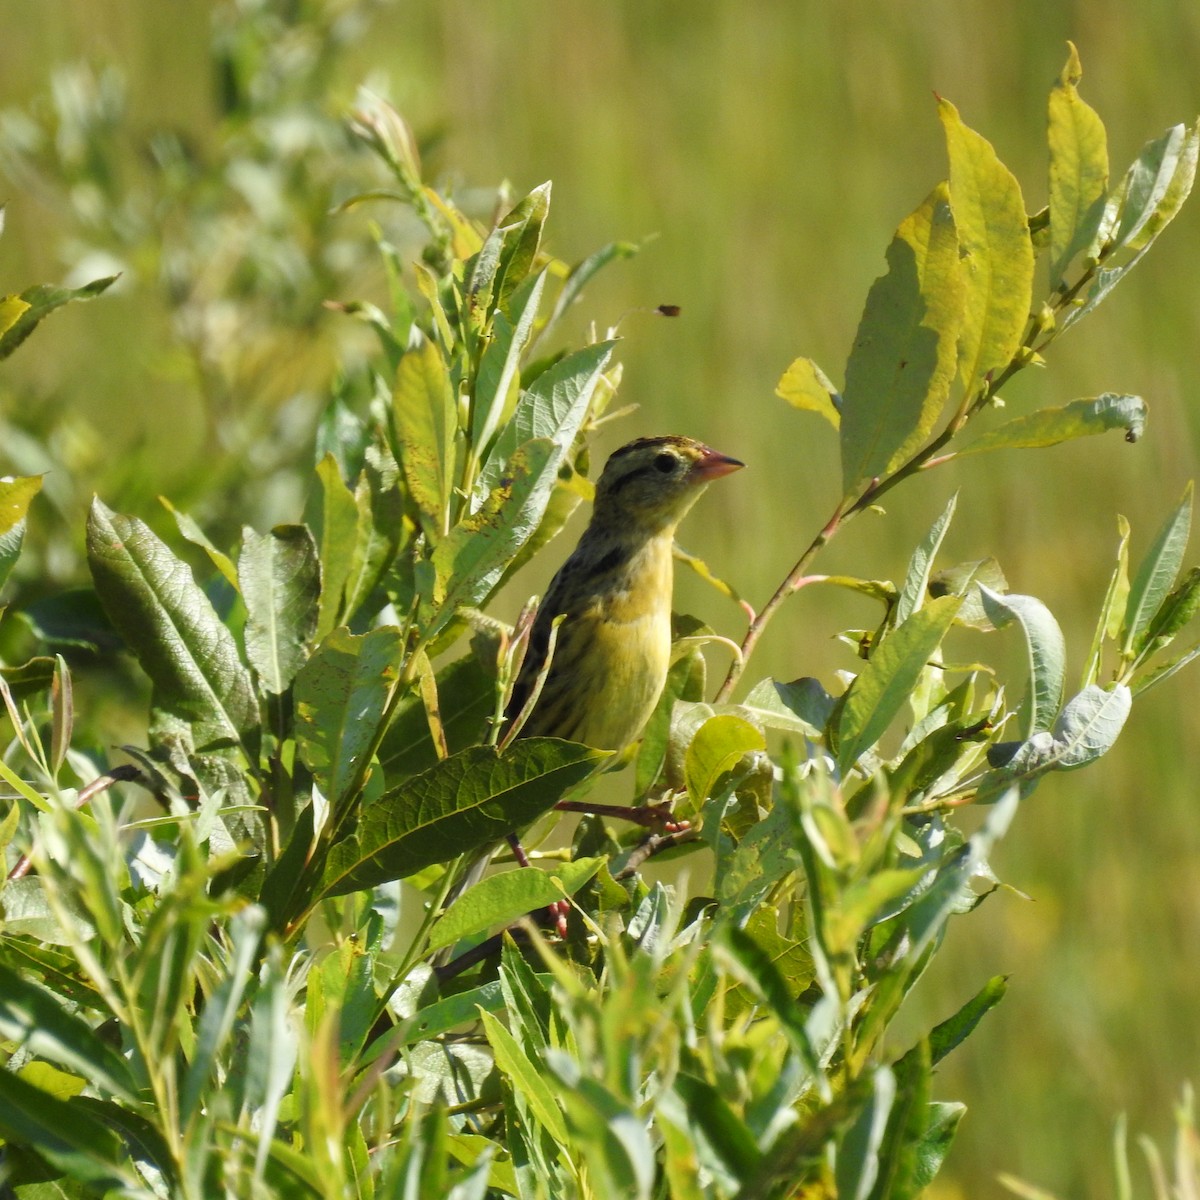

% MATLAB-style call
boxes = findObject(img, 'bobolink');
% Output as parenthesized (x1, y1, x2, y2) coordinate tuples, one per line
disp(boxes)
(506, 435, 744, 750)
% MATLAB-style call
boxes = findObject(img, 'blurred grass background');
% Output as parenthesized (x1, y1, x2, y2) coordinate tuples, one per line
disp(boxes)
(3, 2, 1200, 1195)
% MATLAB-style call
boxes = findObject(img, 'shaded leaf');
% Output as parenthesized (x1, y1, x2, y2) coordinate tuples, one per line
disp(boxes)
(239, 525, 320, 694)
(836, 1067, 896, 1200)
(294, 626, 403, 808)
(840, 183, 963, 494)
(86, 500, 258, 754)
(319, 739, 606, 897)
(310, 454, 361, 640)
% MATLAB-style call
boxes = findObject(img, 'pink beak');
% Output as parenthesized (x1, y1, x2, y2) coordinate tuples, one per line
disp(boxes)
(692, 446, 745, 482)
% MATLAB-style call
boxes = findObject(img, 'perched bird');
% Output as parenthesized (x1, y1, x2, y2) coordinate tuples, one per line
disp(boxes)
(506, 434, 744, 750)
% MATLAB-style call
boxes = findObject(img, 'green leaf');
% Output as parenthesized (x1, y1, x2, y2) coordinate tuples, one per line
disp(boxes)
(836, 1067, 896, 1200)
(839, 183, 963, 494)
(939, 98, 1035, 399)
(0, 962, 136, 1102)
(540, 240, 640, 344)
(493, 181, 551, 310)
(476, 340, 616, 500)
(431, 438, 556, 631)
(0, 276, 118, 362)
(955, 393, 1146, 456)
(1138, 565, 1200, 659)
(1048, 43, 1109, 287)
(318, 739, 607, 897)
(909, 1103, 966, 1194)
(896, 493, 957, 625)
(239, 525, 320, 694)
(160, 497, 240, 589)
(0, 474, 43, 590)
(0, 294, 30, 338)
(979, 587, 1066, 734)
(0, 1070, 135, 1189)
(836, 594, 962, 772)
(684, 714, 766, 806)
(1122, 481, 1192, 658)
(86, 499, 258, 755)
(479, 1007, 569, 1144)
(472, 271, 546, 454)
(427, 858, 604, 953)
(294, 626, 403, 808)
(310, 454, 361, 640)
(925, 973, 1008, 1066)
(671, 1070, 763, 1181)
(1064, 121, 1200, 331)
(393, 338, 457, 540)
(1084, 515, 1131, 687)
(776, 356, 841, 429)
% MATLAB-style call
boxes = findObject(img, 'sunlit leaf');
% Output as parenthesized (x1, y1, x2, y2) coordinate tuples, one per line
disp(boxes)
(896, 492, 957, 625)
(837, 595, 962, 773)
(318, 739, 606, 897)
(1122, 481, 1192, 658)
(939, 99, 1034, 399)
(310, 454, 360, 640)
(393, 337, 457, 540)
(777, 356, 841, 429)
(0, 276, 118, 361)
(427, 858, 603, 953)
(684, 714, 765, 806)
(979, 587, 1066, 734)
(836, 1066, 895, 1200)
(955, 393, 1146, 456)
(0, 474, 43, 590)
(1048, 43, 1109, 287)
(1083, 515, 1131, 687)
(840, 183, 963, 494)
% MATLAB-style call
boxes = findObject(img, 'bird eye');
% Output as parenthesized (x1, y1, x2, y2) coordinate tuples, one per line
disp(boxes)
(653, 452, 677, 474)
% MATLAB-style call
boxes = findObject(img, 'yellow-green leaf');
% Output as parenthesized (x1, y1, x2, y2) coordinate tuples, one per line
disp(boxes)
(1048, 43, 1109, 287)
(839, 183, 963, 494)
(393, 338, 457, 540)
(939, 98, 1034, 400)
(955, 393, 1146, 457)
(776, 356, 840, 429)
(0, 295, 30, 338)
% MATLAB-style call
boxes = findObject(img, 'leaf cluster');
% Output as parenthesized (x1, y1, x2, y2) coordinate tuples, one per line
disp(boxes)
(0, 39, 1197, 1200)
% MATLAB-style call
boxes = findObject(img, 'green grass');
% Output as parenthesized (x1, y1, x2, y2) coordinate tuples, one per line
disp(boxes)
(4, 3, 1200, 1194)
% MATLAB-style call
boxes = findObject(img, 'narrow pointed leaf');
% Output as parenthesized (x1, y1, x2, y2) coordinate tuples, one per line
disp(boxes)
(957, 392, 1146, 457)
(476, 340, 615, 500)
(896, 493, 957, 625)
(318, 739, 607, 897)
(979, 587, 1066, 734)
(840, 184, 963, 494)
(1123, 481, 1193, 657)
(479, 1007, 568, 1144)
(393, 338, 457, 540)
(541, 240, 640, 344)
(0, 474, 43, 589)
(836, 1067, 896, 1200)
(0, 962, 137, 1101)
(427, 858, 604, 953)
(1084, 515, 1131, 687)
(239, 525, 320, 694)
(311, 454, 360, 639)
(294, 626, 403, 807)
(87, 500, 258, 753)
(493, 181, 551, 309)
(925, 973, 1008, 1065)
(939, 99, 1034, 398)
(777, 356, 841, 429)
(473, 271, 547, 453)
(431, 438, 556, 631)
(837, 595, 962, 772)
(0, 276, 118, 361)
(1048, 43, 1109, 286)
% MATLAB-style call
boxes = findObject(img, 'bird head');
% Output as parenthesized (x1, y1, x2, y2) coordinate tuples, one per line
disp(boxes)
(592, 435, 744, 534)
